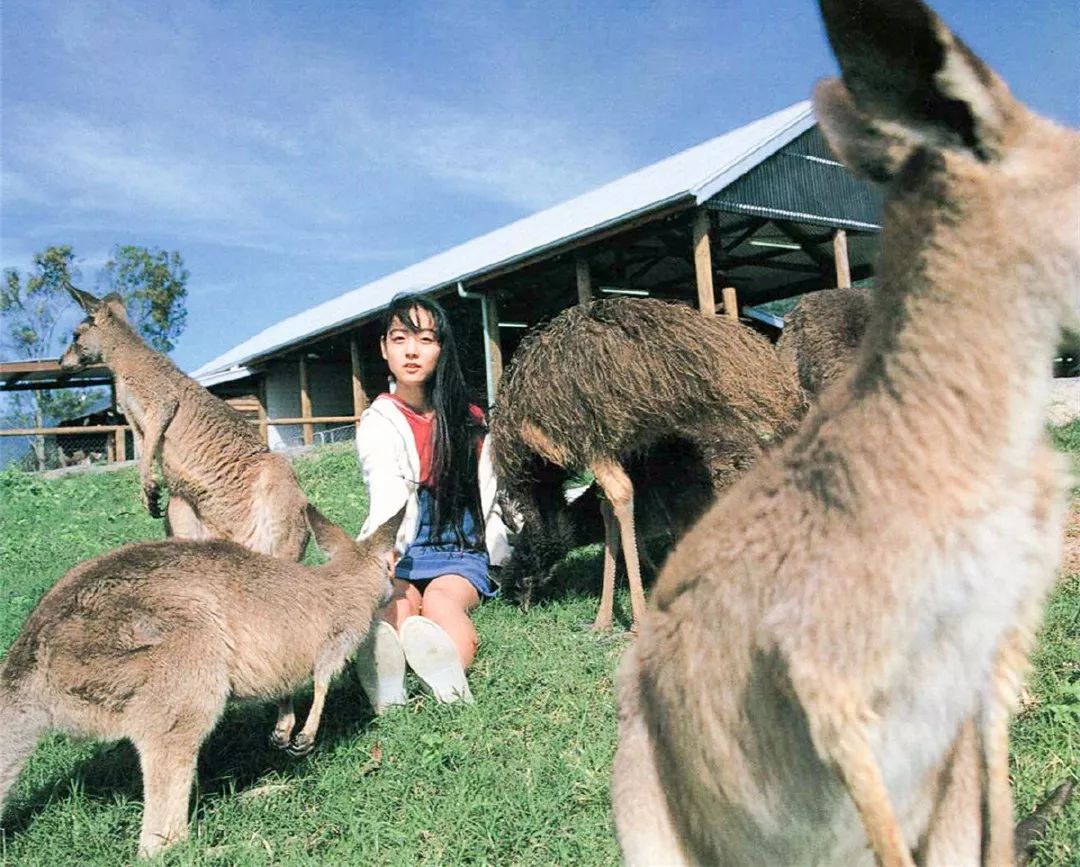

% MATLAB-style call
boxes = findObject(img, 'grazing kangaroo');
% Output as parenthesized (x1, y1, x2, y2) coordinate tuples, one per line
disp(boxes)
(613, 1, 1079, 865)
(779, 286, 871, 396)
(59, 288, 309, 560)
(0, 506, 401, 858)
(491, 298, 804, 632)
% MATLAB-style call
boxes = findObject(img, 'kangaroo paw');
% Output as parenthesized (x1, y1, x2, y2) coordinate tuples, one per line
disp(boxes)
(286, 732, 315, 758)
(268, 729, 292, 751)
(143, 482, 163, 519)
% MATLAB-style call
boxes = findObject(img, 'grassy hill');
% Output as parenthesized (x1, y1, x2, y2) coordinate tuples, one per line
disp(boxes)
(1, 436, 1077, 865)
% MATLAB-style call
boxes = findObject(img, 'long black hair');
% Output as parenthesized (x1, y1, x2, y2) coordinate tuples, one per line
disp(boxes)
(381, 293, 486, 545)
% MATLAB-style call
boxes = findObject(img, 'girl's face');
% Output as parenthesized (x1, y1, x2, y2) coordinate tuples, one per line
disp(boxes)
(381, 306, 442, 388)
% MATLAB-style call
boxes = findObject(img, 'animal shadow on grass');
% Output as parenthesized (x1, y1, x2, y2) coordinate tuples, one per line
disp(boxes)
(513, 537, 673, 634)
(2, 677, 376, 837)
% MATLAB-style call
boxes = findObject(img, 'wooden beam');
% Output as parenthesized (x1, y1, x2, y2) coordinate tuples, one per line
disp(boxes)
(692, 209, 715, 316)
(720, 286, 739, 321)
(773, 221, 833, 268)
(720, 218, 770, 254)
(0, 425, 129, 436)
(833, 229, 852, 288)
(298, 356, 314, 446)
(484, 293, 504, 403)
(349, 334, 368, 429)
(257, 380, 269, 445)
(115, 428, 127, 462)
(575, 255, 593, 305)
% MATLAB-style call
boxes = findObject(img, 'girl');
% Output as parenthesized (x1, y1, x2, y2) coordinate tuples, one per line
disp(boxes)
(353, 293, 511, 711)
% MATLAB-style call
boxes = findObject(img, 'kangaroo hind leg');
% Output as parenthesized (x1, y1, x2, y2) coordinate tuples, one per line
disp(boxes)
(134, 732, 202, 858)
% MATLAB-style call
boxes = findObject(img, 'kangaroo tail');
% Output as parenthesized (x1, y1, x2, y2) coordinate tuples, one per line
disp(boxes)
(1014, 779, 1075, 866)
(0, 683, 47, 818)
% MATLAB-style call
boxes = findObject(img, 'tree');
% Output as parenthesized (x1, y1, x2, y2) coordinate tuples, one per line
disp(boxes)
(1, 244, 189, 470)
(98, 245, 189, 353)
(1, 246, 95, 469)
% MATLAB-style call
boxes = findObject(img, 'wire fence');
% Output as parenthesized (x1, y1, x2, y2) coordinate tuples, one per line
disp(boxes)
(3, 428, 134, 472)
(266, 423, 358, 451)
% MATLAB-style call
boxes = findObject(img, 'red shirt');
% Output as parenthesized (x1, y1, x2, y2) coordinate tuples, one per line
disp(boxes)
(384, 394, 485, 487)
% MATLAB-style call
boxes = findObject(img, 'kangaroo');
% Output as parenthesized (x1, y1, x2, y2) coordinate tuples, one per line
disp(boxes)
(491, 298, 804, 632)
(613, 0, 1079, 864)
(0, 506, 401, 858)
(59, 288, 310, 560)
(779, 286, 871, 396)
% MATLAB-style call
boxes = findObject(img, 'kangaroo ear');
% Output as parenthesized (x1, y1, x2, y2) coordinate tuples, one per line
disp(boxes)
(67, 286, 103, 314)
(815, 79, 915, 182)
(101, 293, 129, 321)
(369, 506, 407, 554)
(817, 0, 1014, 161)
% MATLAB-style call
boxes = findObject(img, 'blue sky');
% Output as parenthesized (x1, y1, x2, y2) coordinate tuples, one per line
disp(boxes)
(3, 0, 1078, 374)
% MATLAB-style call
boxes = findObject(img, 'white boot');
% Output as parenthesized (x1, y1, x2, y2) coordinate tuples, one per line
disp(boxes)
(355, 620, 407, 714)
(400, 615, 474, 705)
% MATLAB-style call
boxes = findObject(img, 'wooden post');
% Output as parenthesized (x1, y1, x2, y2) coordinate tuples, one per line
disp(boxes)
(483, 293, 504, 404)
(257, 380, 269, 445)
(298, 356, 314, 446)
(833, 229, 852, 288)
(106, 433, 116, 462)
(114, 427, 127, 462)
(350, 334, 368, 429)
(692, 209, 715, 315)
(576, 255, 593, 305)
(721, 286, 739, 321)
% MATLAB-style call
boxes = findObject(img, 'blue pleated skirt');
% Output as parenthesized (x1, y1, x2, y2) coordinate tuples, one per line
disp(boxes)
(394, 487, 495, 598)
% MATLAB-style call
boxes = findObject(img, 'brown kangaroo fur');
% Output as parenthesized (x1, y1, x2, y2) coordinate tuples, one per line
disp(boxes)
(613, 1, 1079, 865)
(0, 506, 400, 858)
(59, 288, 309, 560)
(779, 286, 871, 396)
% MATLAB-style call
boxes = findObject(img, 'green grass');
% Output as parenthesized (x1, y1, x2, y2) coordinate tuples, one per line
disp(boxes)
(1, 438, 1078, 865)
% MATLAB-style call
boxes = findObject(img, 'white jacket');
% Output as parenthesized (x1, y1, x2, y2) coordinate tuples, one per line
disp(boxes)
(355, 394, 512, 567)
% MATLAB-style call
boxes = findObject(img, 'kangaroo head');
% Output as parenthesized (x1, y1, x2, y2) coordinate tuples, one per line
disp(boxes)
(306, 503, 404, 563)
(815, 0, 1079, 324)
(59, 288, 130, 371)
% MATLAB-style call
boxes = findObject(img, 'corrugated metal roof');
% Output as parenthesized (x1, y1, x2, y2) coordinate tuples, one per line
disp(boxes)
(193, 100, 814, 382)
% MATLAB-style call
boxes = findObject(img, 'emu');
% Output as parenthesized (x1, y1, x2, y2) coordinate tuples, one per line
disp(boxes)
(60, 288, 310, 560)
(613, 0, 1079, 864)
(778, 286, 871, 397)
(490, 297, 804, 632)
(0, 507, 400, 858)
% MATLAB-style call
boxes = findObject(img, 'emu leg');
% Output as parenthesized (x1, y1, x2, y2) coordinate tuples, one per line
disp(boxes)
(269, 697, 295, 750)
(593, 459, 646, 633)
(135, 735, 199, 858)
(593, 497, 621, 632)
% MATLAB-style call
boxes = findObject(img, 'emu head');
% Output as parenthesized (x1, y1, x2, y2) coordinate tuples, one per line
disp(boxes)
(815, 0, 1079, 325)
(59, 288, 129, 371)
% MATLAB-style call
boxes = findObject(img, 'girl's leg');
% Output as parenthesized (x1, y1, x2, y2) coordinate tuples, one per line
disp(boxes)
(355, 579, 418, 714)
(419, 574, 481, 669)
(381, 578, 422, 629)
